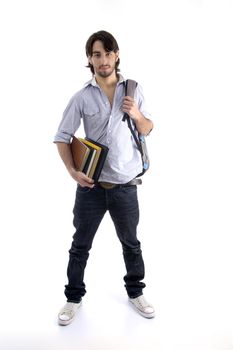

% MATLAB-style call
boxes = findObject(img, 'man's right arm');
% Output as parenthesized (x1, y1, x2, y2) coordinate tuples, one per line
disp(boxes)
(55, 142, 94, 188)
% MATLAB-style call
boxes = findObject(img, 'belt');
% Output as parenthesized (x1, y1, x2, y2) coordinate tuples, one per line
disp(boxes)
(98, 178, 142, 189)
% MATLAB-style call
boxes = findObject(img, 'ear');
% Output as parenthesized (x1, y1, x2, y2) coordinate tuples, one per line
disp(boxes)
(88, 56, 93, 65)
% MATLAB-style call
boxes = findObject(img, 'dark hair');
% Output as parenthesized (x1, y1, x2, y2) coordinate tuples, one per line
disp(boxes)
(85, 30, 120, 74)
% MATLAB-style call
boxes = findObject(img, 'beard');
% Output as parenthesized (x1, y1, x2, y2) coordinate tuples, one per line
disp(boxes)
(96, 65, 116, 78)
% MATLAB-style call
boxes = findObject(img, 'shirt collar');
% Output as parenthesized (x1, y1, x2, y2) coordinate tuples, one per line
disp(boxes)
(84, 74, 125, 88)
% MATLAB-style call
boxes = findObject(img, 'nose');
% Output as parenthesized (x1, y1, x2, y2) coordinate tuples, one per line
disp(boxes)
(101, 55, 108, 65)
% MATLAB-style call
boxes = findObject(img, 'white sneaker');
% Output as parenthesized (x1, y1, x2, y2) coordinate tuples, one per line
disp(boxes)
(58, 301, 82, 326)
(129, 295, 155, 318)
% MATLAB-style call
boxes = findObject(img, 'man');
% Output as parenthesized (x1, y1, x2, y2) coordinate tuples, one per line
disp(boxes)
(54, 30, 154, 326)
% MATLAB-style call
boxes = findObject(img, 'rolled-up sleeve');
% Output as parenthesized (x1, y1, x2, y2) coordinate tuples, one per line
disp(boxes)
(135, 84, 152, 120)
(54, 92, 82, 143)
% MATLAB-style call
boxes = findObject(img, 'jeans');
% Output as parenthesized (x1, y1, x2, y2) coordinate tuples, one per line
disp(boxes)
(65, 184, 146, 302)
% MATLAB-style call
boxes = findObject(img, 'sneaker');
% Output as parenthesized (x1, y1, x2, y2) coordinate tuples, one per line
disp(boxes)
(129, 295, 155, 318)
(58, 301, 82, 326)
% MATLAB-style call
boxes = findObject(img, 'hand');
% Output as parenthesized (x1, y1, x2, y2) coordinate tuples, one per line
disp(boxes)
(69, 168, 95, 188)
(122, 96, 141, 121)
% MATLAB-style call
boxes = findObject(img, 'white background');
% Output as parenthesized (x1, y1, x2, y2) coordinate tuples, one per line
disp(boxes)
(0, 0, 233, 349)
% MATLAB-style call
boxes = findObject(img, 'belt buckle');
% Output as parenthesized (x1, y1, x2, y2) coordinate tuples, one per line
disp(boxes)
(99, 182, 117, 189)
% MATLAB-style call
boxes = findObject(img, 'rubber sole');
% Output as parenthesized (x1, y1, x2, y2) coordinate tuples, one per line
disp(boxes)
(58, 302, 82, 326)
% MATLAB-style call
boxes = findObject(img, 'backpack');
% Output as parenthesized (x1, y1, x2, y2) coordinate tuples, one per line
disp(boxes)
(122, 79, 150, 177)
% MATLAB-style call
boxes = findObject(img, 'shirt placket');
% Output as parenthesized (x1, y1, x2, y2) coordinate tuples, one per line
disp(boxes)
(101, 85, 119, 147)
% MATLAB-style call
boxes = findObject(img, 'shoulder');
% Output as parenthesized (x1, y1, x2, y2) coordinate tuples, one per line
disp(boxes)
(69, 83, 92, 105)
(125, 78, 144, 91)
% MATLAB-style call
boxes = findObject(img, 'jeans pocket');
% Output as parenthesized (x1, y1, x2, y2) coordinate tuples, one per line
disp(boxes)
(122, 185, 137, 194)
(77, 185, 91, 194)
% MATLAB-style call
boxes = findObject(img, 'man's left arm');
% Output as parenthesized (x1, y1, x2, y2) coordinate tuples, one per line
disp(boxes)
(122, 96, 153, 135)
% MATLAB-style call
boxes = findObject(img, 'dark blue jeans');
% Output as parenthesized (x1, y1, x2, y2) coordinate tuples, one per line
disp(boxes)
(65, 184, 146, 302)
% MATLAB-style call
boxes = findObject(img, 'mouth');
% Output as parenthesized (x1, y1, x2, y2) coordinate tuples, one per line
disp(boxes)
(99, 65, 110, 70)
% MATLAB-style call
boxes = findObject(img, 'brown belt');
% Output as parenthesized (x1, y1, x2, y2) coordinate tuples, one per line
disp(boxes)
(98, 178, 142, 189)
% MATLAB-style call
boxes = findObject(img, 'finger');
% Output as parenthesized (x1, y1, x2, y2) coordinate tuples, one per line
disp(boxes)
(122, 100, 132, 106)
(84, 182, 95, 188)
(122, 103, 133, 110)
(124, 96, 134, 101)
(79, 179, 95, 188)
(78, 173, 94, 187)
(79, 171, 94, 181)
(123, 100, 134, 107)
(82, 176, 94, 184)
(80, 182, 95, 188)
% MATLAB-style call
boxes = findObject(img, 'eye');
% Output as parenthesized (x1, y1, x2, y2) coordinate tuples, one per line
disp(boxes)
(93, 53, 101, 58)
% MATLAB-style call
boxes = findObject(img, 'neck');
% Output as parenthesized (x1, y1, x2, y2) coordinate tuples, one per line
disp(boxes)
(95, 72, 119, 89)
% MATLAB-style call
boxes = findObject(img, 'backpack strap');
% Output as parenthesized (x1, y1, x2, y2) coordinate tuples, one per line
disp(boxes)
(122, 79, 138, 121)
(122, 79, 143, 154)
(125, 79, 138, 99)
(122, 79, 150, 177)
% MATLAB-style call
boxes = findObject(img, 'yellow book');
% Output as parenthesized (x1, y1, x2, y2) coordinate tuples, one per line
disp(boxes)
(78, 138, 102, 178)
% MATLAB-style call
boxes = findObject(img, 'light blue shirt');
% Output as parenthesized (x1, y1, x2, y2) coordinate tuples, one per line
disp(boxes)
(54, 74, 151, 183)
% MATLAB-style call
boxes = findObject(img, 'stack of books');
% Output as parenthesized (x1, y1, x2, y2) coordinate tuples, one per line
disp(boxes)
(70, 136, 109, 181)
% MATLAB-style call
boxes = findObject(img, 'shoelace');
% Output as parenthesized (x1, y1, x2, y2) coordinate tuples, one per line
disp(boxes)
(136, 297, 150, 309)
(61, 304, 76, 316)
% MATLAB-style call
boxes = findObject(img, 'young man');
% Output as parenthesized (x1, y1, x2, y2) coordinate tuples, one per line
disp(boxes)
(54, 30, 154, 325)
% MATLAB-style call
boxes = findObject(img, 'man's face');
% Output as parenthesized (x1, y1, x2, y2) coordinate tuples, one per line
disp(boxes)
(88, 40, 119, 78)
